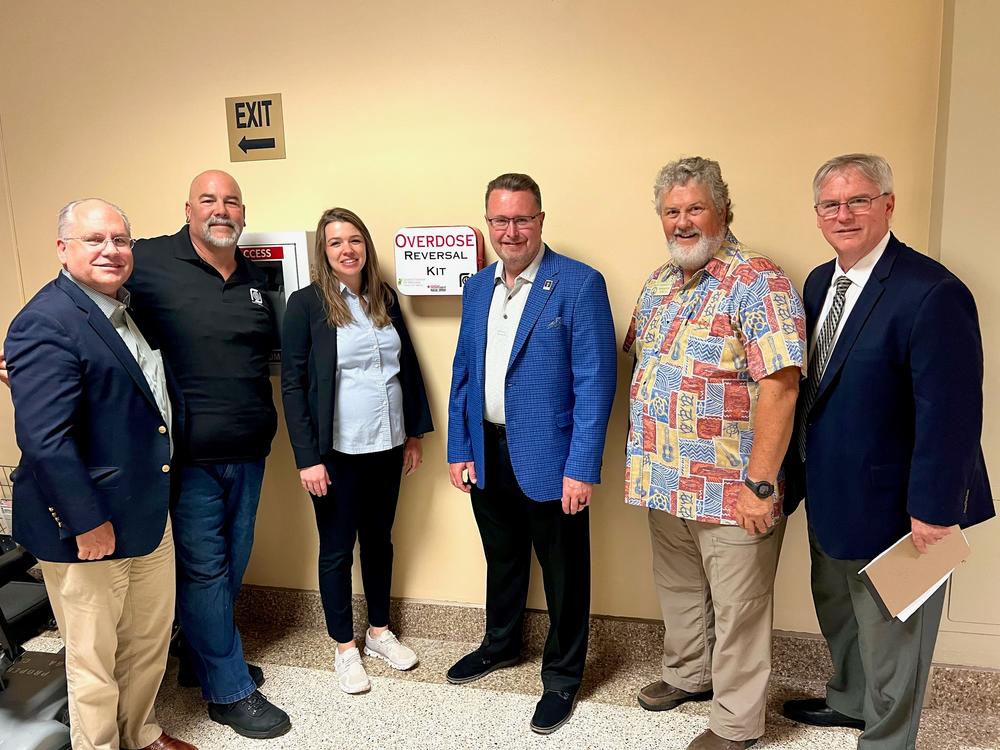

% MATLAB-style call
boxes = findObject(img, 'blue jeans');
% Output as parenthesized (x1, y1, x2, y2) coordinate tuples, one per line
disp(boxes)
(172, 460, 264, 704)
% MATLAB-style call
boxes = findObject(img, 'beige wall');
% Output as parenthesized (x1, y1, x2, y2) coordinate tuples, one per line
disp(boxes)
(1, 0, 995, 665)
(0, 116, 24, 461)
(928, 0, 1000, 663)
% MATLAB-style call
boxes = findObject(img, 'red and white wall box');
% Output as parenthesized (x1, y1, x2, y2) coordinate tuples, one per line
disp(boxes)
(237, 231, 312, 372)
(394, 226, 484, 295)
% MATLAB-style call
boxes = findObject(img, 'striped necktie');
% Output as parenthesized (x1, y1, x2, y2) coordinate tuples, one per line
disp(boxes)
(797, 276, 852, 460)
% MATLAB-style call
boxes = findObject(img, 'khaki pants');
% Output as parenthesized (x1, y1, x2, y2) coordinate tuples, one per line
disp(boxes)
(648, 510, 785, 742)
(39, 521, 175, 750)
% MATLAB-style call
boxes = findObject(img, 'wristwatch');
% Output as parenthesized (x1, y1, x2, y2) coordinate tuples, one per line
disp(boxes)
(744, 477, 775, 499)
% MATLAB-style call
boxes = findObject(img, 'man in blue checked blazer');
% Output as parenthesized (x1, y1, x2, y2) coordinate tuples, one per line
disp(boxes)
(446, 173, 617, 735)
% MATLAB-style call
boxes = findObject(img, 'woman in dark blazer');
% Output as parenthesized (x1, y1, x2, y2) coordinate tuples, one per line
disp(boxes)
(281, 207, 433, 695)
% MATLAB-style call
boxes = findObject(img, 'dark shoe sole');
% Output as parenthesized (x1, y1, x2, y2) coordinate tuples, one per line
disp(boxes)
(530, 701, 577, 735)
(781, 711, 864, 730)
(781, 700, 864, 730)
(207, 711, 291, 740)
(637, 688, 713, 712)
(446, 656, 519, 685)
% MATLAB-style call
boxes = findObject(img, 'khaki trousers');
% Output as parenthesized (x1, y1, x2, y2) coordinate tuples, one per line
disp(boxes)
(39, 521, 175, 750)
(648, 510, 785, 741)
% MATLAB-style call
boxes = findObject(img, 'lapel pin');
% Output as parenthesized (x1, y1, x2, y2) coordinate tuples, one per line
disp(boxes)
(543, 279, 554, 291)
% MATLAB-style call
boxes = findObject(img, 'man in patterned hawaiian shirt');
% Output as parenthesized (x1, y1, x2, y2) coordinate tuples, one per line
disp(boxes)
(623, 157, 807, 750)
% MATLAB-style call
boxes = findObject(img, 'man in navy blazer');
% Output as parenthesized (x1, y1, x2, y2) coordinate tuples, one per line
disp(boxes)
(447, 173, 617, 734)
(5, 199, 194, 750)
(782, 154, 993, 749)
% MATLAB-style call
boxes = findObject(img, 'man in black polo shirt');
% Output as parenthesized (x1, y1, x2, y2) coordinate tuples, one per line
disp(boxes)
(126, 170, 290, 739)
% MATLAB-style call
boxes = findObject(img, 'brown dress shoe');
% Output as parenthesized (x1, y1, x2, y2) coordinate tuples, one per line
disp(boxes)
(134, 732, 198, 750)
(686, 729, 758, 750)
(637, 679, 713, 711)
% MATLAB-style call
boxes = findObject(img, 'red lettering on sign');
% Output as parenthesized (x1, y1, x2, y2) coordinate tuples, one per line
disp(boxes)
(394, 230, 480, 250)
(240, 246, 284, 260)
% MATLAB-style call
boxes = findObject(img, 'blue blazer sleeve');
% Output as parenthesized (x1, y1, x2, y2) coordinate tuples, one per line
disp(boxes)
(447, 279, 476, 464)
(563, 269, 618, 483)
(7, 310, 111, 538)
(907, 276, 985, 525)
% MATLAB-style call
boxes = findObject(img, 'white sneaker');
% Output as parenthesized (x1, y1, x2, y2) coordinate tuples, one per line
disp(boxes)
(364, 629, 418, 670)
(334, 645, 370, 694)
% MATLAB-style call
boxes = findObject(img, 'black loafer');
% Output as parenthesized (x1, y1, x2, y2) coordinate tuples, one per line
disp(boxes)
(178, 660, 264, 690)
(446, 649, 519, 684)
(208, 690, 291, 739)
(530, 689, 578, 735)
(782, 697, 864, 729)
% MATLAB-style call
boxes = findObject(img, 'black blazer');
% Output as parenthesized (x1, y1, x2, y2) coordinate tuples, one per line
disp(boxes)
(6, 274, 185, 562)
(784, 235, 993, 559)
(281, 283, 433, 469)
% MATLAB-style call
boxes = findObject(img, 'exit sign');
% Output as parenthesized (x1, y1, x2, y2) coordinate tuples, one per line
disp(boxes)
(225, 93, 286, 162)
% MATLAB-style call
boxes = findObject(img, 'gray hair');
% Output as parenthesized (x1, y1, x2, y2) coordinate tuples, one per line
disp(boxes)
(812, 154, 894, 202)
(484, 173, 542, 211)
(652, 157, 733, 225)
(57, 198, 132, 238)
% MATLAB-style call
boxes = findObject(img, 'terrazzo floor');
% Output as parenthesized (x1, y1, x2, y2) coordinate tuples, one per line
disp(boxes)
(28, 619, 1000, 749)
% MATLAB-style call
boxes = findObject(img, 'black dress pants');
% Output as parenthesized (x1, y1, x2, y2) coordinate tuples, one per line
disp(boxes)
(312, 446, 404, 644)
(470, 424, 591, 692)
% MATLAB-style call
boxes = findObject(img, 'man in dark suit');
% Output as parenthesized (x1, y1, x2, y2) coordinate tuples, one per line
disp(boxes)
(782, 154, 994, 749)
(5, 199, 194, 750)
(447, 173, 617, 734)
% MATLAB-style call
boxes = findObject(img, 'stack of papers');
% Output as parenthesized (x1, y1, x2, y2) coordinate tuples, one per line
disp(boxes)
(859, 526, 970, 622)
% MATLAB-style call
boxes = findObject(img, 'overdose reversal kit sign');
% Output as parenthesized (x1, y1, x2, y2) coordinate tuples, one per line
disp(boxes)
(394, 226, 484, 295)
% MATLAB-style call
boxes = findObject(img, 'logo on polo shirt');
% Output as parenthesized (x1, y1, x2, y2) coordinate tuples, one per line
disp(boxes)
(249, 288, 263, 306)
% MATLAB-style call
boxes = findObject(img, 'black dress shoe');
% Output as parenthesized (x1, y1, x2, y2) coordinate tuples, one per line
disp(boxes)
(530, 689, 578, 735)
(178, 660, 265, 690)
(782, 697, 864, 729)
(207, 690, 291, 739)
(446, 648, 519, 684)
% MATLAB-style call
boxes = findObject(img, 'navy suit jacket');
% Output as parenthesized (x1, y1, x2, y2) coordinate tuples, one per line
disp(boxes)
(785, 235, 993, 559)
(280, 283, 434, 469)
(6, 274, 181, 563)
(447, 246, 618, 501)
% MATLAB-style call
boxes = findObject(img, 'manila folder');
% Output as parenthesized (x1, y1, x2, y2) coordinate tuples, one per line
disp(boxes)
(858, 526, 970, 621)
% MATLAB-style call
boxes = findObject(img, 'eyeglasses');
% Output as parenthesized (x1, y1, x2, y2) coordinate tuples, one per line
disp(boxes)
(62, 235, 136, 250)
(814, 193, 889, 218)
(485, 213, 542, 230)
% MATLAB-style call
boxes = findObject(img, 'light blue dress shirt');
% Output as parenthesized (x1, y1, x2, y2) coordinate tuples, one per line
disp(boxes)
(62, 270, 173, 456)
(331, 283, 406, 454)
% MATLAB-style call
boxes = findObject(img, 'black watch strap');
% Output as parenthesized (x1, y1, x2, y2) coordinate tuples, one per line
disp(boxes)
(744, 477, 775, 499)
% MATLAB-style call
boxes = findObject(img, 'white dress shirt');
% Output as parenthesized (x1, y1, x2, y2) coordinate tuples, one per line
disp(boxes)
(809, 230, 890, 379)
(483, 246, 546, 424)
(331, 283, 406, 454)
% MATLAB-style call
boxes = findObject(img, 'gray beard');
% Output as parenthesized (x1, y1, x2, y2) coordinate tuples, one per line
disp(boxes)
(199, 221, 242, 249)
(667, 232, 725, 272)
